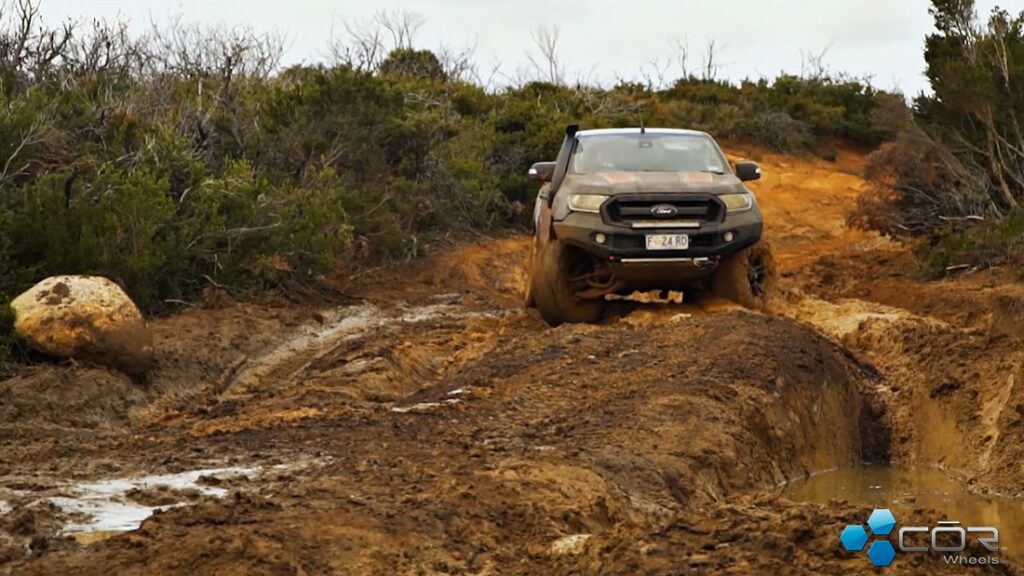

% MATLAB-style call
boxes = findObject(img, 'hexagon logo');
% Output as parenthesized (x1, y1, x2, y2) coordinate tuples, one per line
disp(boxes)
(840, 509, 901, 568)
(868, 540, 897, 567)
(840, 525, 869, 552)
(868, 509, 897, 536)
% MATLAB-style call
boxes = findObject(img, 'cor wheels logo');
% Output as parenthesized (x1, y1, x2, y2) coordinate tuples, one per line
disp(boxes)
(840, 508, 1001, 567)
(840, 509, 897, 567)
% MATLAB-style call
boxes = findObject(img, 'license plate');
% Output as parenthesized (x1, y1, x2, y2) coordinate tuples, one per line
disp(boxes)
(645, 234, 690, 250)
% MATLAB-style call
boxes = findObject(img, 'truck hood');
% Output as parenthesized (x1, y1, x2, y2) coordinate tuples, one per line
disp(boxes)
(561, 171, 747, 195)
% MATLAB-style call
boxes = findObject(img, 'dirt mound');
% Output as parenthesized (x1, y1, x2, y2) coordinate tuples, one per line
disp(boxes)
(4, 304, 878, 574)
(0, 367, 141, 436)
(0, 305, 308, 442)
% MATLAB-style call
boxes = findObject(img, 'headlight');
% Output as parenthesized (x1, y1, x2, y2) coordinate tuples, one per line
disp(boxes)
(720, 193, 754, 213)
(568, 194, 607, 214)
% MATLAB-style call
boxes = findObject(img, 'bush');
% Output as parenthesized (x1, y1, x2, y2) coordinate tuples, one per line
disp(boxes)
(738, 113, 813, 152)
(0, 300, 14, 368)
(916, 208, 1024, 276)
(851, 2, 1024, 274)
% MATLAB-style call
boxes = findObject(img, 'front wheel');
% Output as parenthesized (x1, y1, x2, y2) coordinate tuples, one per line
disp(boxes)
(710, 241, 777, 311)
(531, 241, 605, 326)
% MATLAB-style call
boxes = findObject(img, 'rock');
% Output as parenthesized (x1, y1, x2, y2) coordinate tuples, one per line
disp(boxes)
(10, 276, 155, 375)
(549, 534, 591, 556)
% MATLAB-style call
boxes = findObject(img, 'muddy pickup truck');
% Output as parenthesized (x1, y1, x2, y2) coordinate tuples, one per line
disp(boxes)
(525, 125, 775, 326)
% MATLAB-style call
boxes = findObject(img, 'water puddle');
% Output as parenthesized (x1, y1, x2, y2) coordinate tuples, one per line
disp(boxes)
(782, 466, 1024, 557)
(48, 467, 258, 541)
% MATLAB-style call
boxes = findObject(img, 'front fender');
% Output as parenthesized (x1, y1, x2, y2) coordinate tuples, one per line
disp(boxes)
(534, 184, 555, 242)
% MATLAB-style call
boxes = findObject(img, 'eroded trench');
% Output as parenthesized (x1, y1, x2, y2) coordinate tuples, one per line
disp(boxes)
(773, 289, 1024, 559)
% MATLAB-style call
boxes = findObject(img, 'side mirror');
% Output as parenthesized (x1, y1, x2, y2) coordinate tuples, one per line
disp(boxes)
(735, 162, 762, 182)
(528, 161, 556, 183)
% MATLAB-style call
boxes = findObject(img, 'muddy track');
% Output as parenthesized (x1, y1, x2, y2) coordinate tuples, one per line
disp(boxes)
(2, 148, 1024, 575)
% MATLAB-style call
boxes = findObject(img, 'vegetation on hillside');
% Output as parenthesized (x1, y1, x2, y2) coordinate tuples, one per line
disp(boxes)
(853, 0, 1024, 275)
(0, 2, 896, 321)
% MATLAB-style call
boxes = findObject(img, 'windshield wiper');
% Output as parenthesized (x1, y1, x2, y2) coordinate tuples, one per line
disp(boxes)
(702, 167, 725, 175)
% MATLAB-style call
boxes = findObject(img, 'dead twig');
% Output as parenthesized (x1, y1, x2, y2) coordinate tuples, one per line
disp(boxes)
(202, 274, 230, 290)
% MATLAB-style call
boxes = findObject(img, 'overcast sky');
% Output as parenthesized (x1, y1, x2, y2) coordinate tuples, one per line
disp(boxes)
(38, 0, 1022, 95)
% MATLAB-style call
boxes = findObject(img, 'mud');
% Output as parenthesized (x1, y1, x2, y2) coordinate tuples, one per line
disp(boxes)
(783, 465, 1024, 557)
(2, 148, 1024, 574)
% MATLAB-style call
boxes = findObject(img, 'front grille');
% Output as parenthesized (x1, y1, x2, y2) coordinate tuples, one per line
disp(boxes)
(602, 194, 725, 228)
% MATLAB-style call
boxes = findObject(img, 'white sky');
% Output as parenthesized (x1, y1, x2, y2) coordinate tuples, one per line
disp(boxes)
(39, 0, 1022, 95)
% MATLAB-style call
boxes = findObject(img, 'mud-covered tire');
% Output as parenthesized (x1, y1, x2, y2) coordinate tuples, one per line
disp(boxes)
(531, 241, 605, 326)
(710, 241, 777, 311)
(524, 236, 539, 309)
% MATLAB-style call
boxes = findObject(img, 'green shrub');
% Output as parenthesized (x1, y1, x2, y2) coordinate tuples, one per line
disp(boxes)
(851, 2, 1024, 273)
(916, 208, 1024, 277)
(738, 113, 814, 152)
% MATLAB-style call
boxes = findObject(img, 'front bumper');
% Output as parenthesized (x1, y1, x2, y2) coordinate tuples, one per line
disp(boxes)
(552, 207, 763, 264)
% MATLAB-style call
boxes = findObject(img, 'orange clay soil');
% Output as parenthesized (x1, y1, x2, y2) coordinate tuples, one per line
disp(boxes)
(2, 147, 1023, 575)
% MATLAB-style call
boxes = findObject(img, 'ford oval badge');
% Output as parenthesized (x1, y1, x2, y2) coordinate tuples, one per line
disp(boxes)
(651, 204, 678, 218)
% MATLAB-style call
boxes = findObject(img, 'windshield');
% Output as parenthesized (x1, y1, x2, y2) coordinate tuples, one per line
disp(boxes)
(570, 134, 727, 174)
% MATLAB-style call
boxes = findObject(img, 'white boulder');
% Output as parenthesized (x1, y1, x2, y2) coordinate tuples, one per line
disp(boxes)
(11, 276, 155, 375)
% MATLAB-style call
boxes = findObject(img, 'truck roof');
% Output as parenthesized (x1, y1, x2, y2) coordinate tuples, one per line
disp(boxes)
(577, 128, 710, 138)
